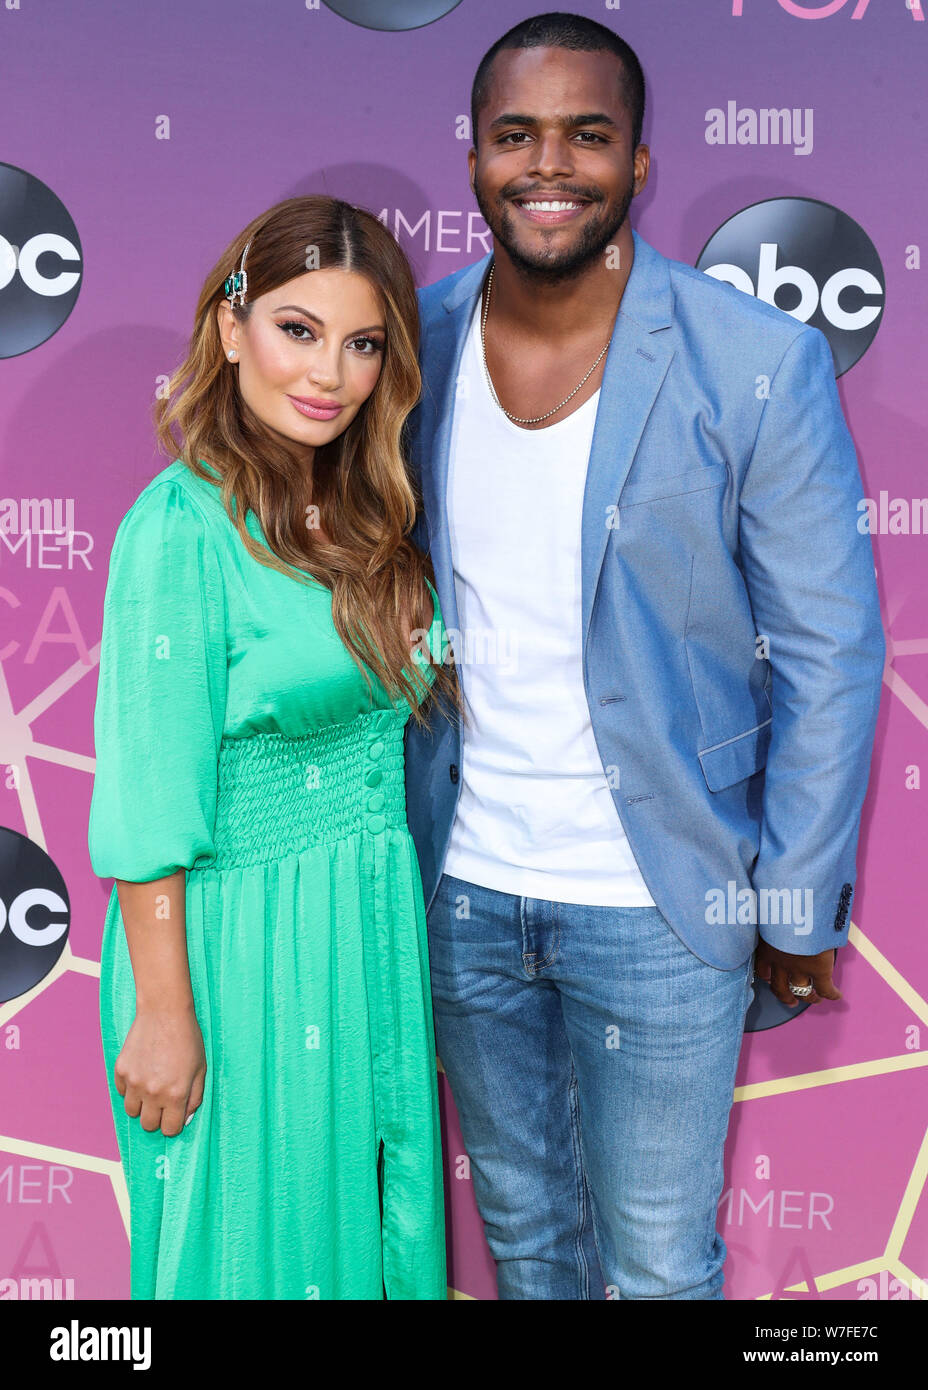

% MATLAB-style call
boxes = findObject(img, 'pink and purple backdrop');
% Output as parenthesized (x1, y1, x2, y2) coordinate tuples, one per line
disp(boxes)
(0, 0, 926, 1300)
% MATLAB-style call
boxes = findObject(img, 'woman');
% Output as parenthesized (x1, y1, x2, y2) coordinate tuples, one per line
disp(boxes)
(87, 195, 460, 1300)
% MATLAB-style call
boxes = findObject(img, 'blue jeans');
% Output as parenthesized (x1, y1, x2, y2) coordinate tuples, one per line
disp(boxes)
(426, 873, 755, 1300)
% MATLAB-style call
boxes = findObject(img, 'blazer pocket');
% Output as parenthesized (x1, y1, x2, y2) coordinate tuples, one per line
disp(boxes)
(619, 461, 728, 507)
(698, 717, 771, 792)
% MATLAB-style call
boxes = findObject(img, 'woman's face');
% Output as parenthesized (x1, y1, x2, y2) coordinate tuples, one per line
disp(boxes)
(216, 266, 386, 451)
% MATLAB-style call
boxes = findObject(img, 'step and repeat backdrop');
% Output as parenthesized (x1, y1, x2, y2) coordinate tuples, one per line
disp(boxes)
(0, 0, 926, 1301)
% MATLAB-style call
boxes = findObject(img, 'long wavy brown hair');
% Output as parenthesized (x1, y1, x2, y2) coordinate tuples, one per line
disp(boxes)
(154, 195, 459, 730)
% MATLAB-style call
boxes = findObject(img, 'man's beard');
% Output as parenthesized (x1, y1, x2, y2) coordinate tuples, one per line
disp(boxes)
(473, 174, 636, 286)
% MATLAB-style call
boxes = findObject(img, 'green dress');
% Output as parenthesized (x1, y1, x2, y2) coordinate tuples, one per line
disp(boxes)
(88, 459, 448, 1300)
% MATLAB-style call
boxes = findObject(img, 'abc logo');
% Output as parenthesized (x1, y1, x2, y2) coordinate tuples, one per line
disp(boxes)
(322, 0, 461, 29)
(696, 198, 884, 376)
(0, 827, 70, 1004)
(0, 162, 82, 360)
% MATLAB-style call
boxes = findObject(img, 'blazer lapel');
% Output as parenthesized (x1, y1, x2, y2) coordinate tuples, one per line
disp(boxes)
(580, 229, 675, 660)
(419, 252, 491, 642)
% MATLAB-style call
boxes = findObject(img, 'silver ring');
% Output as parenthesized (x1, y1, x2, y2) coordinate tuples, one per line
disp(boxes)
(788, 981, 814, 997)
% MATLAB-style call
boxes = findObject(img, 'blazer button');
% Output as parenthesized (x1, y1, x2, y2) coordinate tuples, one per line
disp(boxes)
(449, 763, 459, 784)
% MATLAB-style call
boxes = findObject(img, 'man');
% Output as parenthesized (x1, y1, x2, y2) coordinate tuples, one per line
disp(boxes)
(404, 12, 884, 1300)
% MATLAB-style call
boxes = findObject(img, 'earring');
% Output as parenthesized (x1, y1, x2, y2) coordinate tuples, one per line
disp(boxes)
(228, 350, 237, 361)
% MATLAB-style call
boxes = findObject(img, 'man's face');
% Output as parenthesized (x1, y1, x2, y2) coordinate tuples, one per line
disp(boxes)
(469, 46, 647, 281)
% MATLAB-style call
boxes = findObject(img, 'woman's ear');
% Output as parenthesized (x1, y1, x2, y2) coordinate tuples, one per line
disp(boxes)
(216, 300, 240, 358)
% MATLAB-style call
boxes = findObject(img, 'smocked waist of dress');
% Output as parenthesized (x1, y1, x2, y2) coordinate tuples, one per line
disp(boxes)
(199, 707, 410, 870)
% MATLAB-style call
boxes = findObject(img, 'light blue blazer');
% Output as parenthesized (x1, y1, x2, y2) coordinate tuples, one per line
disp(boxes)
(403, 227, 885, 970)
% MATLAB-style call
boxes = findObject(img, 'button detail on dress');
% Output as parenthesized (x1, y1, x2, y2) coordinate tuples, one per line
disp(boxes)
(367, 792, 385, 813)
(367, 814, 386, 834)
(369, 740, 385, 760)
(364, 768, 383, 788)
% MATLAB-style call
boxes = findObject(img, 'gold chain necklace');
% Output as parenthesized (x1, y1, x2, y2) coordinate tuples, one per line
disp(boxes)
(479, 261, 611, 425)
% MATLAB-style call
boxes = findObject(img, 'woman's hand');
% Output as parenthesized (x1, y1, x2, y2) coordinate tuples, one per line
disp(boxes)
(114, 1002, 207, 1137)
(112, 873, 204, 1137)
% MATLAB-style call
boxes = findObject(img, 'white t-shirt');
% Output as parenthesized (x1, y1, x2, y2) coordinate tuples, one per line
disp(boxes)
(442, 302, 656, 907)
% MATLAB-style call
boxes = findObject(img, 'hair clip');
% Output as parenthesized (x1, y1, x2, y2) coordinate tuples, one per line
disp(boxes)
(223, 239, 251, 308)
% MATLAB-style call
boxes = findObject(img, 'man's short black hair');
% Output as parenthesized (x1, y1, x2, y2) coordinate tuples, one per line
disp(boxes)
(471, 11, 646, 152)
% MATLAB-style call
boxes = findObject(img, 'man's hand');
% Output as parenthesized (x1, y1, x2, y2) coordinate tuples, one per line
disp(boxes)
(753, 941, 841, 1008)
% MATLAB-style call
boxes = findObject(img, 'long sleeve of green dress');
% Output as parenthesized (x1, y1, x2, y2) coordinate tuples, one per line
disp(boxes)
(89, 479, 227, 880)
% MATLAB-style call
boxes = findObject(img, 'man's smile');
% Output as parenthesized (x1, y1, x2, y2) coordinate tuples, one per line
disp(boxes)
(510, 195, 592, 225)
